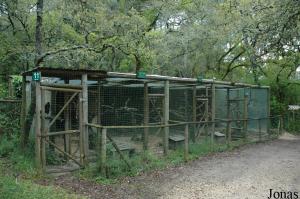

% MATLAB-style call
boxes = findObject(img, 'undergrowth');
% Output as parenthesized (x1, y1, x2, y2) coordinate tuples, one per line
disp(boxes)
(78, 138, 247, 184)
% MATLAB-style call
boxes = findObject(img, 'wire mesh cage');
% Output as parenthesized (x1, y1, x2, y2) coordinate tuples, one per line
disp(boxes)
(21, 67, 273, 175)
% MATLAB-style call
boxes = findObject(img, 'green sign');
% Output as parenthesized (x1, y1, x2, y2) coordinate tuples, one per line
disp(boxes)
(197, 74, 205, 83)
(136, 71, 146, 79)
(32, 71, 41, 81)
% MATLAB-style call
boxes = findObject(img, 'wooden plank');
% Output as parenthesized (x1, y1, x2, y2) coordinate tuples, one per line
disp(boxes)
(0, 99, 21, 103)
(41, 82, 82, 89)
(46, 130, 79, 137)
(163, 80, 169, 155)
(107, 134, 131, 169)
(35, 82, 42, 172)
(143, 82, 149, 150)
(48, 92, 78, 129)
(44, 139, 83, 167)
(149, 94, 165, 97)
(41, 86, 81, 93)
(82, 74, 89, 164)
(100, 128, 107, 176)
(184, 124, 189, 162)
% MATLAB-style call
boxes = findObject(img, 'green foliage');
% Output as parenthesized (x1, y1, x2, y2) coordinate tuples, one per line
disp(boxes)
(79, 138, 247, 183)
(0, 175, 83, 199)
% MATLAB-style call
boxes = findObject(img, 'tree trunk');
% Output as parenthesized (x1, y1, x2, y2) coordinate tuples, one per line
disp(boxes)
(35, 0, 44, 67)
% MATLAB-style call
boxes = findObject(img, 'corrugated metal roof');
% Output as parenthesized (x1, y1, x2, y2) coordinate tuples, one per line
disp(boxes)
(22, 67, 107, 79)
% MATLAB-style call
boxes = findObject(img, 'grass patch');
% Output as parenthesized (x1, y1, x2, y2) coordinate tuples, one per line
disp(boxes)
(0, 175, 84, 199)
(0, 159, 85, 199)
(79, 138, 248, 184)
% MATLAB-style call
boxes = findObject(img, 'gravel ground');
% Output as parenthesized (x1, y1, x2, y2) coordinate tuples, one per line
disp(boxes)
(48, 133, 300, 199)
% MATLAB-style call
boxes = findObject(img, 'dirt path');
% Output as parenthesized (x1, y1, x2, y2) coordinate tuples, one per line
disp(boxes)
(49, 134, 300, 199)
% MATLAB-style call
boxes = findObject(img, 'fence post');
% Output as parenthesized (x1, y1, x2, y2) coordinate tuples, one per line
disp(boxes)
(226, 120, 232, 147)
(163, 80, 170, 156)
(211, 83, 216, 148)
(258, 118, 262, 141)
(20, 75, 27, 148)
(184, 124, 189, 162)
(82, 74, 88, 165)
(143, 82, 149, 150)
(280, 115, 284, 134)
(100, 128, 107, 176)
(35, 82, 42, 172)
(192, 86, 196, 142)
(243, 94, 248, 140)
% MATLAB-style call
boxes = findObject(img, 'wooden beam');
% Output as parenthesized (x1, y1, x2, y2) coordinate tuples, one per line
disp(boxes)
(143, 82, 149, 150)
(226, 88, 231, 147)
(211, 84, 216, 146)
(97, 80, 102, 157)
(82, 74, 89, 165)
(79, 93, 84, 165)
(205, 87, 209, 136)
(35, 82, 42, 172)
(44, 139, 83, 167)
(192, 86, 196, 142)
(41, 82, 82, 89)
(41, 86, 81, 93)
(149, 94, 165, 97)
(41, 88, 46, 171)
(100, 128, 107, 176)
(48, 92, 78, 129)
(64, 81, 71, 159)
(46, 130, 79, 137)
(184, 124, 189, 162)
(258, 118, 262, 141)
(243, 94, 248, 139)
(163, 80, 169, 155)
(107, 134, 131, 169)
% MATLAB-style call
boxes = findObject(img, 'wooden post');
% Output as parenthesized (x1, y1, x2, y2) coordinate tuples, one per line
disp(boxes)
(64, 80, 71, 159)
(79, 93, 84, 165)
(143, 82, 149, 150)
(205, 86, 209, 136)
(258, 118, 262, 141)
(184, 124, 189, 162)
(20, 76, 27, 148)
(280, 115, 284, 134)
(97, 80, 102, 155)
(267, 87, 271, 136)
(41, 88, 46, 171)
(163, 80, 170, 155)
(100, 128, 107, 176)
(192, 86, 196, 142)
(82, 74, 88, 165)
(243, 94, 248, 140)
(226, 88, 231, 147)
(35, 82, 42, 171)
(211, 83, 216, 146)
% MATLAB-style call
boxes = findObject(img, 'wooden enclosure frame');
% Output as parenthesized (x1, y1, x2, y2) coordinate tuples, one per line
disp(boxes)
(20, 67, 272, 173)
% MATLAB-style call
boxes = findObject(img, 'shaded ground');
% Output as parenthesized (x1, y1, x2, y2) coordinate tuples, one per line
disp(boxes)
(41, 133, 300, 199)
